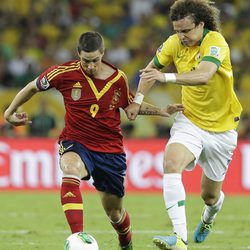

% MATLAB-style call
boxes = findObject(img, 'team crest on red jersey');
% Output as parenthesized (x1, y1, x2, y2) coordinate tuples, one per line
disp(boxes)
(40, 76, 50, 90)
(71, 82, 82, 101)
(109, 88, 121, 110)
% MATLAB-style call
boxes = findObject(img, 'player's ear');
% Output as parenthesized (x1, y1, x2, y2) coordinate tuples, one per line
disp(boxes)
(100, 49, 105, 58)
(199, 22, 204, 28)
(77, 46, 82, 58)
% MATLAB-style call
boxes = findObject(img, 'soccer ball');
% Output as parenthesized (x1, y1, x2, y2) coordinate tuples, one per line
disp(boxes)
(64, 232, 99, 250)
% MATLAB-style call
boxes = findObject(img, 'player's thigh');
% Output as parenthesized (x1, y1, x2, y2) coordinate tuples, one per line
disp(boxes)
(199, 130, 237, 182)
(166, 113, 202, 173)
(201, 173, 223, 204)
(60, 151, 88, 178)
(164, 143, 196, 173)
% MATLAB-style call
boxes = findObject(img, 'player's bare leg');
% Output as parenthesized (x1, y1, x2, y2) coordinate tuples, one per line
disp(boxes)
(99, 191, 132, 250)
(194, 174, 224, 243)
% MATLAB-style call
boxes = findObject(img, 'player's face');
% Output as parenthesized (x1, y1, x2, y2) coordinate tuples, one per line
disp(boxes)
(173, 16, 204, 47)
(79, 50, 104, 75)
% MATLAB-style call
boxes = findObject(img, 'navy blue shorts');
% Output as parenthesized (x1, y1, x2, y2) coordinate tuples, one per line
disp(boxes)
(59, 140, 127, 198)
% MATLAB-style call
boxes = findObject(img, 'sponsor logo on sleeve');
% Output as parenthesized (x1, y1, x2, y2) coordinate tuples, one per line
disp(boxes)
(157, 44, 163, 53)
(40, 76, 50, 90)
(209, 46, 220, 58)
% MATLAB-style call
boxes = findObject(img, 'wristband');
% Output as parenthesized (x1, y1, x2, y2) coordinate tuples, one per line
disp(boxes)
(164, 73, 176, 83)
(133, 92, 144, 105)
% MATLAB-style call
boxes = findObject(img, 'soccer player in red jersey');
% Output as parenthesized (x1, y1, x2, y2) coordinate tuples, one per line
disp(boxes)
(4, 31, 183, 250)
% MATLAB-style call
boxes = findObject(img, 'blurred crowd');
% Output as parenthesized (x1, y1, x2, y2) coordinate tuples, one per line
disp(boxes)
(0, 0, 250, 139)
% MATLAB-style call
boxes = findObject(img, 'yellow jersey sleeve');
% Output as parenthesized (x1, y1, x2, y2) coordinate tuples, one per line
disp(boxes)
(154, 35, 178, 69)
(200, 32, 228, 68)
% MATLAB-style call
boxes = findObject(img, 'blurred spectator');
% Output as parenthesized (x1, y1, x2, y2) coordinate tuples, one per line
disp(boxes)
(105, 37, 131, 68)
(238, 114, 250, 139)
(130, 0, 159, 23)
(121, 123, 135, 138)
(28, 98, 56, 137)
(155, 122, 171, 138)
(6, 50, 37, 88)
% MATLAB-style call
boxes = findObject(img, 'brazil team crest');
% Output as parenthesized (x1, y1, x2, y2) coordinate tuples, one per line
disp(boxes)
(209, 46, 220, 58)
(71, 82, 82, 101)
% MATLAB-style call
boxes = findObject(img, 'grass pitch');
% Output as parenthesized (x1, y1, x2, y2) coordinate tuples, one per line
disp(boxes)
(0, 191, 249, 250)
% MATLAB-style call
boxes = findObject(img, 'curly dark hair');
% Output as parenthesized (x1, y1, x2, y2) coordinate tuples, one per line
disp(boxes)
(169, 0, 221, 32)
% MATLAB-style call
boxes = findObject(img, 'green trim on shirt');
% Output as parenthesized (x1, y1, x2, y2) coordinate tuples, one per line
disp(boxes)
(153, 56, 165, 69)
(202, 56, 221, 68)
(199, 28, 210, 45)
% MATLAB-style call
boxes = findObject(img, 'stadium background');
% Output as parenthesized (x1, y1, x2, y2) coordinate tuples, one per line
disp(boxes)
(0, 1, 250, 250)
(0, 0, 250, 194)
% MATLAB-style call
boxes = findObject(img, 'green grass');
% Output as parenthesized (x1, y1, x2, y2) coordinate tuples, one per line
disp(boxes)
(0, 191, 249, 249)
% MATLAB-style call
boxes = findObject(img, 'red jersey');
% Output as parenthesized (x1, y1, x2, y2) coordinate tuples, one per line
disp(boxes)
(36, 60, 133, 153)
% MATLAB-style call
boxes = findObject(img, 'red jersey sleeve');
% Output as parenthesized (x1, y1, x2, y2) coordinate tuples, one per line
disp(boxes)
(36, 65, 63, 91)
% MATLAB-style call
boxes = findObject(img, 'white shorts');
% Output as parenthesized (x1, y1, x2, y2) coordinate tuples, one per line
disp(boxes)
(167, 113, 238, 181)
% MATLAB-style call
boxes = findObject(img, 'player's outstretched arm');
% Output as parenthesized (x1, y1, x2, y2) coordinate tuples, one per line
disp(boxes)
(125, 102, 184, 118)
(140, 61, 217, 86)
(4, 79, 40, 126)
(126, 60, 158, 121)
(160, 103, 184, 116)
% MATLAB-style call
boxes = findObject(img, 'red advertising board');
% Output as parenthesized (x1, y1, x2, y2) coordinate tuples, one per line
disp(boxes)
(0, 138, 250, 194)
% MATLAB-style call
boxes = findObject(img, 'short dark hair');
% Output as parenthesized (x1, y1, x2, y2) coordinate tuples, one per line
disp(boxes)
(169, 0, 221, 32)
(77, 31, 104, 53)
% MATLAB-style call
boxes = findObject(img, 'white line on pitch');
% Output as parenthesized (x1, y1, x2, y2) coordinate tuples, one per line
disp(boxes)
(0, 229, 225, 235)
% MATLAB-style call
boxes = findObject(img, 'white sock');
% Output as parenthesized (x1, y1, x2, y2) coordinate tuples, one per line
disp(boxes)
(203, 191, 225, 224)
(62, 174, 80, 180)
(163, 173, 187, 242)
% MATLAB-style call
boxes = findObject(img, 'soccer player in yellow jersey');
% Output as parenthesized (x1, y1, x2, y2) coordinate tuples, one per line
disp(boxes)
(126, 1, 242, 250)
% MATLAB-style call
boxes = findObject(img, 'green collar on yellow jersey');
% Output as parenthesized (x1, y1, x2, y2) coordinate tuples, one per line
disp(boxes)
(199, 28, 210, 45)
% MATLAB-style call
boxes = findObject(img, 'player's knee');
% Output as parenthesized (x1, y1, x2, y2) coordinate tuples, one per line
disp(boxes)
(201, 192, 218, 206)
(60, 157, 84, 178)
(107, 208, 123, 222)
(60, 164, 81, 177)
(60, 152, 88, 178)
(163, 159, 181, 173)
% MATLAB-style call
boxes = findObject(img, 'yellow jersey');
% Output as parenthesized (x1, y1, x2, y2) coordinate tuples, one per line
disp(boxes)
(154, 28, 242, 132)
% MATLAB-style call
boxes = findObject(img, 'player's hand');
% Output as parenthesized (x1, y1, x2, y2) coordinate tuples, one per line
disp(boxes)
(139, 68, 165, 82)
(160, 104, 184, 117)
(4, 111, 32, 126)
(125, 102, 141, 121)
